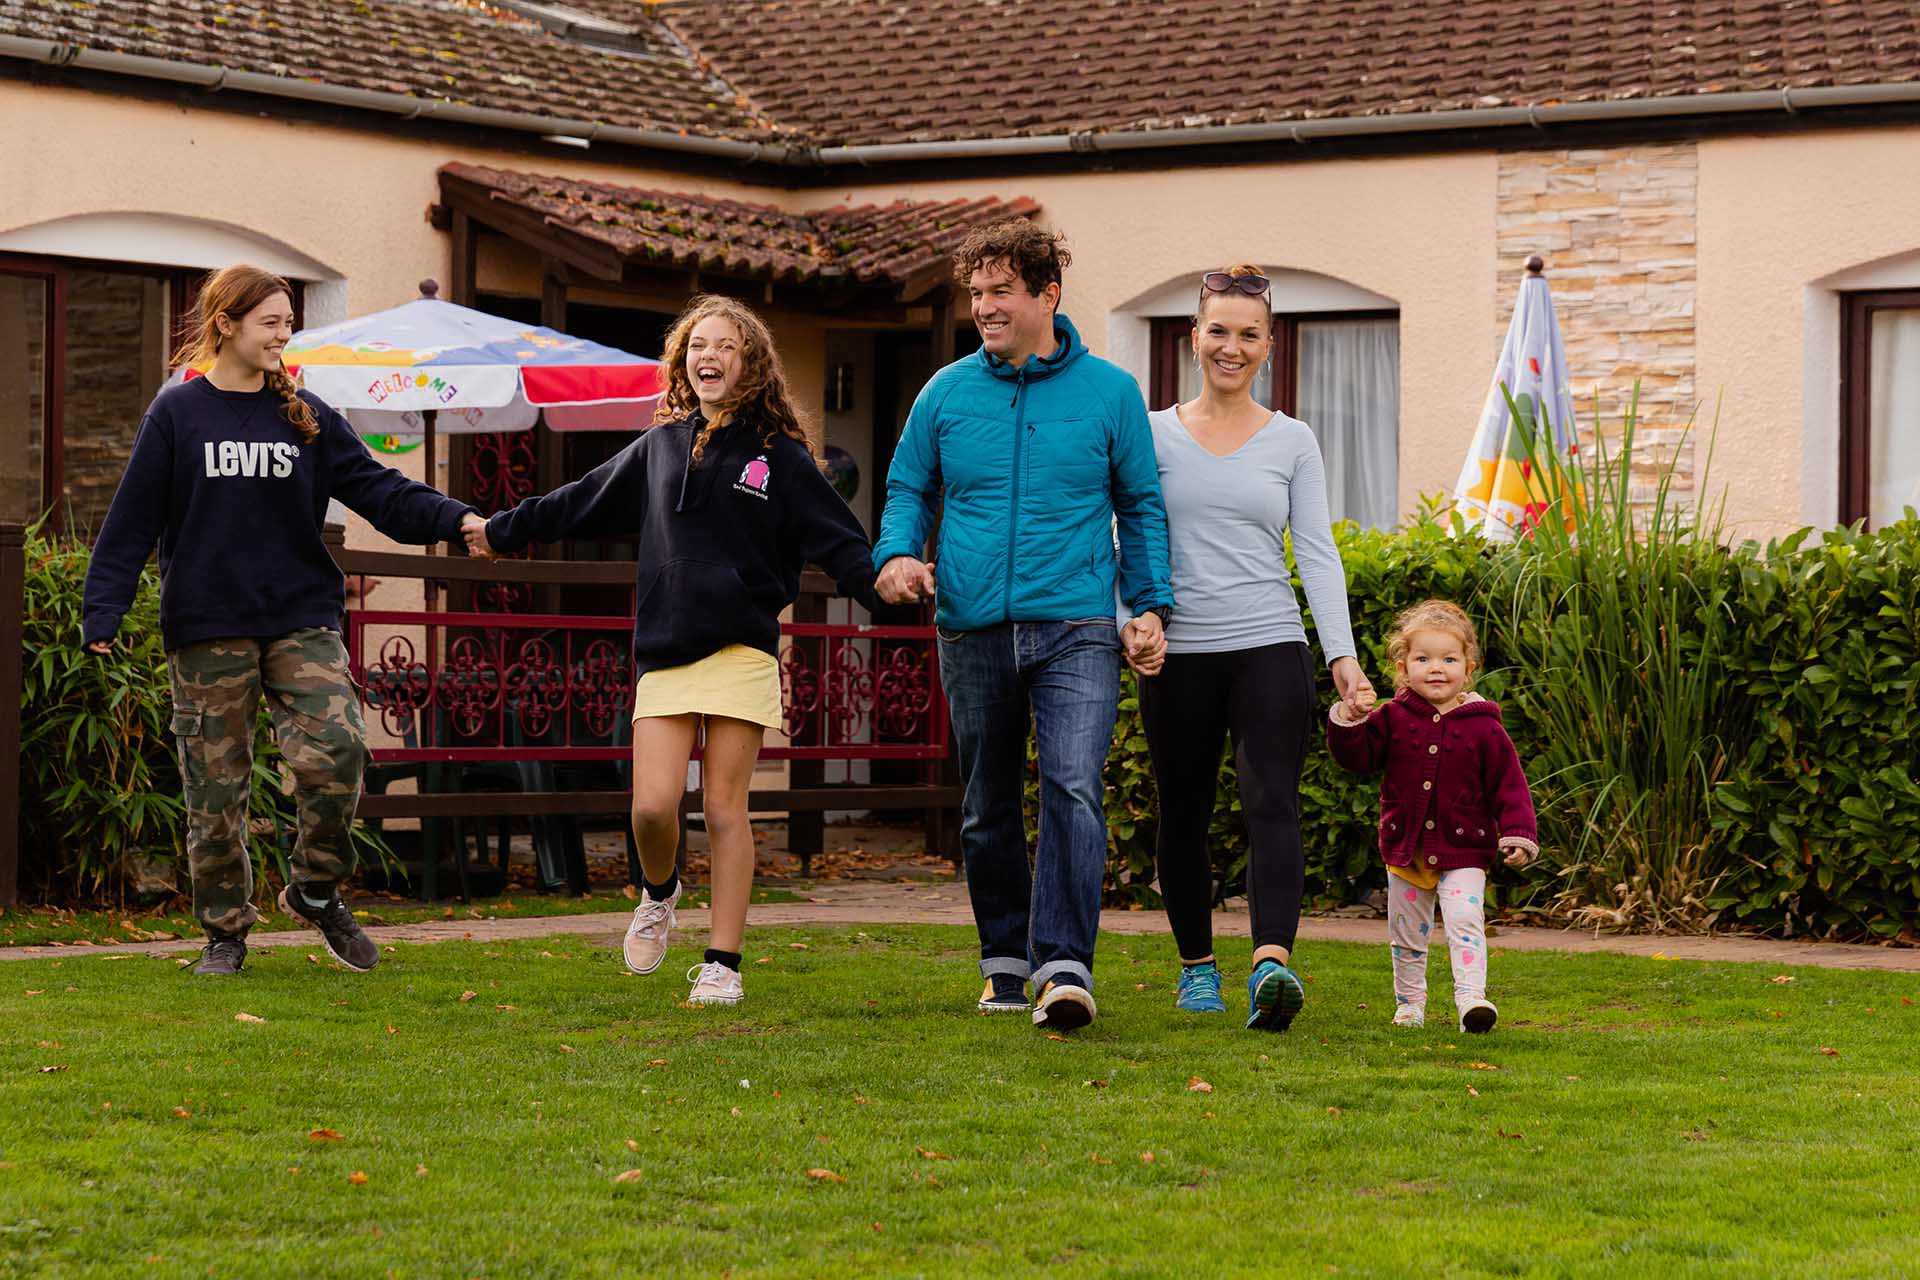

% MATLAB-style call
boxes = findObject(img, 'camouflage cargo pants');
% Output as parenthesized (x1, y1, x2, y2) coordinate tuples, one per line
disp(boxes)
(166, 627, 370, 937)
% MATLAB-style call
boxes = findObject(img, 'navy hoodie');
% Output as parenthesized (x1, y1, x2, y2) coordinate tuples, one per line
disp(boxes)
(485, 413, 879, 676)
(81, 377, 474, 650)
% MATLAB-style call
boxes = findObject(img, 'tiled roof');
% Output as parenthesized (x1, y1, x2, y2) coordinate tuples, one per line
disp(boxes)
(4, 0, 1920, 151)
(0, 0, 772, 138)
(653, 0, 1920, 146)
(440, 162, 1038, 294)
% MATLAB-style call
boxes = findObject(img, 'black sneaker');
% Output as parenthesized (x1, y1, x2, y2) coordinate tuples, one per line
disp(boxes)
(277, 884, 379, 972)
(976, 973, 1030, 1013)
(192, 933, 248, 975)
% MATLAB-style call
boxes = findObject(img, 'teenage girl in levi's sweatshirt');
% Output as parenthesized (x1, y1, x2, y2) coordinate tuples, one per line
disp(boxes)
(468, 295, 879, 1008)
(1327, 600, 1538, 1033)
(81, 264, 484, 977)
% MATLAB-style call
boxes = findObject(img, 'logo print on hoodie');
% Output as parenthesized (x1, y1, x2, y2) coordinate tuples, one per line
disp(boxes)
(204, 440, 300, 478)
(734, 454, 772, 500)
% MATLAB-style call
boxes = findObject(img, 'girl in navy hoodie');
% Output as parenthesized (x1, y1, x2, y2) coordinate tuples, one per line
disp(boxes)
(82, 264, 482, 976)
(469, 295, 878, 1007)
(1327, 600, 1538, 1033)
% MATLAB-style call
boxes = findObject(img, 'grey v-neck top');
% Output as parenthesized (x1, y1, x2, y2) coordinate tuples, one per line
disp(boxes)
(1145, 405, 1357, 661)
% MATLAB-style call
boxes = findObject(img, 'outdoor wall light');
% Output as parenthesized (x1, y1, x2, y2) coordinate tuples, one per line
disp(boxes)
(826, 361, 855, 413)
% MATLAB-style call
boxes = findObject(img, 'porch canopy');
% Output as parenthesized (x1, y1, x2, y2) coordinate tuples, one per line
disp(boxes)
(433, 161, 1038, 341)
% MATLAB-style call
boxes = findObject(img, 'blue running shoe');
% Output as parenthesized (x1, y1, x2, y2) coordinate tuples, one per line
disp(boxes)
(1247, 958, 1305, 1031)
(1175, 962, 1226, 1013)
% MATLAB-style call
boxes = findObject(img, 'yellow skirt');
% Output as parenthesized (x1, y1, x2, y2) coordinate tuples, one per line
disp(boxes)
(631, 644, 783, 730)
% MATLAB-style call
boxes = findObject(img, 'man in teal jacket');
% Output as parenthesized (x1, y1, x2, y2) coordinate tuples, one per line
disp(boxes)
(875, 220, 1174, 1031)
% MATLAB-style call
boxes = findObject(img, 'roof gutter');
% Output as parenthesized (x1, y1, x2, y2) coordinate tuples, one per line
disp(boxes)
(6, 33, 1919, 171)
(814, 80, 1920, 166)
(0, 35, 801, 165)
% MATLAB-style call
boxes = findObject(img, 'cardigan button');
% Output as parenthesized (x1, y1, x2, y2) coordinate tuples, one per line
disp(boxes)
(1423, 781, 1432, 790)
(1432, 713, 1442, 723)
(1424, 820, 1435, 829)
(1427, 856, 1438, 864)
(1455, 827, 1465, 835)
(1428, 744, 1439, 755)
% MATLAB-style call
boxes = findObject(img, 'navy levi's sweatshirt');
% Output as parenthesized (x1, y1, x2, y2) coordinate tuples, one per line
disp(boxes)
(485, 413, 880, 676)
(81, 377, 474, 650)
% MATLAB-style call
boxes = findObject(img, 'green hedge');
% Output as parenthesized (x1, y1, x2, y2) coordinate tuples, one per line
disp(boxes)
(1079, 498, 1919, 939)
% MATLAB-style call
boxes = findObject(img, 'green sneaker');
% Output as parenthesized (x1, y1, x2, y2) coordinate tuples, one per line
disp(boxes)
(1247, 958, 1305, 1031)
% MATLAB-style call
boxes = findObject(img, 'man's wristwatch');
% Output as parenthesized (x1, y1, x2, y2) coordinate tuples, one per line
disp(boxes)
(1146, 605, 1172, 627)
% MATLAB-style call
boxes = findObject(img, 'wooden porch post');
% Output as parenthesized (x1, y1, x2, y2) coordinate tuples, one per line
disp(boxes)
(0, 522, 23, 905)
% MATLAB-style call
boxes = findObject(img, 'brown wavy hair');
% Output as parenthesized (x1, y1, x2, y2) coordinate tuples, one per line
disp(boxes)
(655, 295, 813, 463)
(1386, 599, 1482, 690)
(174, 264, 317, 442)
(1195, 262, 1274, 335)
(952, 218, 1070, 299)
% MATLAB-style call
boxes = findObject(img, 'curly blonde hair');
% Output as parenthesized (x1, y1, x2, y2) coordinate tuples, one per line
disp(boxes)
(1385, 599, 1482, 689)
(174, 264, 317, 443)
(655, 295, 812, 463)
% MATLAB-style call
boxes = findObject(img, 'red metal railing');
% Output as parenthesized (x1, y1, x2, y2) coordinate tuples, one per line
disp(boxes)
(345, 608, 948, 764)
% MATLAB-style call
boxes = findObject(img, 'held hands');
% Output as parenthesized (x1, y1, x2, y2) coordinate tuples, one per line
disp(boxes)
(1330, 656, 1377, 720)
(461, 512, 496, 560)
(1121, 612, 1165, 677)
(876, 555, 937, 605)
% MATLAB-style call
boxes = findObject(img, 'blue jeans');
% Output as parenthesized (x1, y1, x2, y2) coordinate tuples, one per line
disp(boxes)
(937, 620, 1120, 993)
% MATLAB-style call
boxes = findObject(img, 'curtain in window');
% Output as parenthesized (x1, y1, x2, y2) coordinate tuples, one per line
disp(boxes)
(1296, 318, 1400, 529)
(1870, 308, 1920, 528)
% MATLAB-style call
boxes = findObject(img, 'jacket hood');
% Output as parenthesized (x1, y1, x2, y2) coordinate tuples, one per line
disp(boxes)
(1389, 688, 1505, 723)
(977, 312, 1086, 383)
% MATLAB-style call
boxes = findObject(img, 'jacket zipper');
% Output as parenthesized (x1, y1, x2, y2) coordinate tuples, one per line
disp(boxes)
(1003, 370, 1028, 618)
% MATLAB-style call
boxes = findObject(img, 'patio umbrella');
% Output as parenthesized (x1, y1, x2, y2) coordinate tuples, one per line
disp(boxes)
(283, 282, 666, 485)
(1450, 257, 1581, 540)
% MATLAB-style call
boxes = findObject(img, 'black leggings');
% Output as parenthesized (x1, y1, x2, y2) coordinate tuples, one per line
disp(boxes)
(1137, 642, 1315, 961)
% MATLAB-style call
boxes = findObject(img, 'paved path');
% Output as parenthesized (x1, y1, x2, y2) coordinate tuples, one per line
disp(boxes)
(5, 880, 1919, 972)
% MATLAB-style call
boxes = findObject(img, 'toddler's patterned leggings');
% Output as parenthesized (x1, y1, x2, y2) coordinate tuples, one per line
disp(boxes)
(1386, 867, 1489, 1012)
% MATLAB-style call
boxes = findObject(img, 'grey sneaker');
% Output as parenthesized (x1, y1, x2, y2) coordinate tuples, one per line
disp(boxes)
(623, 883, 681, 976)
(278, 884, 378, 972)
(1031, 981, 1096, 1031)
(685, 961, 743, 1006)
(192, 934, 247, 975)
(1391, 1004, 1427, 1028)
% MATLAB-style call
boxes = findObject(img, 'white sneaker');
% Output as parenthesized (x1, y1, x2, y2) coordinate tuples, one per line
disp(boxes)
(685, 961, 743, 1006)
(1391, 1004, 1426, 1028)
(1031, 981, 1096, 1030)
(1459, 999, 1498, 1034)
(622, 883, 681, 976)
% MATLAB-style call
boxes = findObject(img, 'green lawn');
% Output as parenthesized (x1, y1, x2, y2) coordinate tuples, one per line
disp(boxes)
(0, 887, 804, 948)
(3, 926, 1916, 1278)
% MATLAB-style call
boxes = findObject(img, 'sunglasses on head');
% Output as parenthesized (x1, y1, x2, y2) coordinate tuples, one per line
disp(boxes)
(1201, 272, 1271, 297)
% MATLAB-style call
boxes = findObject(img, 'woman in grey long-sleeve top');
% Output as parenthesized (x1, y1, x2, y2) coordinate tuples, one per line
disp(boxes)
(1125, 264, 1377, 1032)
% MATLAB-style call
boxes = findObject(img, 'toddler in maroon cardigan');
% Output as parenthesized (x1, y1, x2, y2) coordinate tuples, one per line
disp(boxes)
(1328, 600, 1538, 1033)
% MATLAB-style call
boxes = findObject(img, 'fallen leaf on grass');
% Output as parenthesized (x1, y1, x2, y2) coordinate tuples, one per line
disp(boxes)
(457, 991, 477, 1003)
(172, 1107, 191, 1118)
(1684, 1129, 1710, 1142)
(1084, 1079, 1108, 1089)
(1187, 1076, 1213, 1094)
(416, 1165, 429, 1177)
(788, 942, 810, 950)
(625, 1139, 639, 1152)
(348, 1171, 368, 1185)
(754, 957, 772, 965)
(309, 1128, 343, 1142)
(385, 1026, 397, 1036)
(305, 954, 321, 966)
(1496, 1128, 1522, 1140)
(1046, 1033, 1068, 1043)
(1139, 1151, 1155, 1163)
(38, 1065, 67, 1074)
(925, 1175, 942, 1187)
(871, 1222, 884, 1233)
(916, 1147, 951, 1160)
(1201, 1111, 1215, 1119)
(234, 1012, 265, 1024)
(442, 908, 455, 920)
(495, 1004, 516, 1012)
(23, 990, 43, 997)
(1468, 1062, 1499, 1071)
(614, 1170, 644, 1184)
(1818, 1046, 1840, 1057)
(1326, 1107, 1343, 1117)
(558, 1045, 575, 1054)
(853, 1093, 870, 1105)
(623, 884, 639, 900)
(1902, 997, 1912, 1006)
(806, 1168, 845, 1184)
(287, 1167, 299, 1175)
(1467, 1086, 1480, 1097)
(730, 1106, 742, 1117)
(1133, 983, 1146, 991)
(1769, 974, 1795, 985)
(648, 1059, 668, 1067)
(1088, 1155, 1111, 1165)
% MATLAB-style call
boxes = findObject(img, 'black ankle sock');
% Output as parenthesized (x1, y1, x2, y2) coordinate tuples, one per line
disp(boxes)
(989, 973, 1026, 1000)
(704, 948, 741, 973)
(642, 872, 679, 901)
(1181, 958, 1215, 970)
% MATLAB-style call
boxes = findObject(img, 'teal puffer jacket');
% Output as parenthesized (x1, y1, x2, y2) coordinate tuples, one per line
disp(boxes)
(874, 314, 1174, 632)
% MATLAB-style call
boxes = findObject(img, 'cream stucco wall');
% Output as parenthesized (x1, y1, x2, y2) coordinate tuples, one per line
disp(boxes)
(1697, 125, 1920, 539)
(818, 155, 1498, 521)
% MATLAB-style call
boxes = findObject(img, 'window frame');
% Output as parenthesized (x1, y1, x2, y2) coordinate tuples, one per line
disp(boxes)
(1148, 307, 1400, 414)
(0, 251, 302, 532)
(1840, 287, 1920, 527)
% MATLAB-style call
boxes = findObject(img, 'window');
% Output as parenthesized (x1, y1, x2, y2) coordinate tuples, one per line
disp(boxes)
(1150, 310, 1400, 528)
(0, 253, 302, 534)
(1841, 289, 1920, 528)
